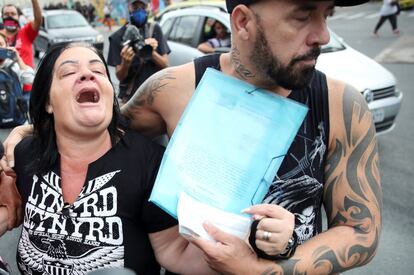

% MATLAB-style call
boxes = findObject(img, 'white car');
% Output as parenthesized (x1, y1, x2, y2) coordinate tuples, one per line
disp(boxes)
(157, 3, 402, 135)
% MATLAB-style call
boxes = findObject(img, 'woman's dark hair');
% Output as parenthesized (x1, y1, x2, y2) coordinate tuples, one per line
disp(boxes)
(28, 42, 124, 175)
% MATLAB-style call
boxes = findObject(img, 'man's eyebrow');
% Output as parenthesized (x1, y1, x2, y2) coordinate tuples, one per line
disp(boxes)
(295, 2, 318, 11)
(294, 1, 335, 12)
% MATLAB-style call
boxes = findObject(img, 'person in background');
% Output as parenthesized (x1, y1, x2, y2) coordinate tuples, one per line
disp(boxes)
(1, 0, 42, 108)
(103, 1, 113, 31)
(107, 0, 170, 105)
(372, 0, 400, 37)
(0, 33, 34, 89)
(197, 20, 231, 54)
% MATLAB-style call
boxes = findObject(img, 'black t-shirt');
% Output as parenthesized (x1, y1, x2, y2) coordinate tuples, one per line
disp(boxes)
(194, 54, 330, 245)
(14, 130, 177, 275)
(107, 23, 170, 101)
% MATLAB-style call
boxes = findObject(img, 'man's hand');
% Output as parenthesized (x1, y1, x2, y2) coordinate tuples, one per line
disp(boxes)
(190, 221, 258, 274)
(145, 38, 158, 52)
(0, 125, 32, 176)
(0, 172, 22, 230)
(244, 204, 295, 256)
(120, 44, 135, 65)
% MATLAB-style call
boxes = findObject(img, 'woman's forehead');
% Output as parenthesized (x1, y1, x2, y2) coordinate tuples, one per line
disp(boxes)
(58, 47, 99, 62)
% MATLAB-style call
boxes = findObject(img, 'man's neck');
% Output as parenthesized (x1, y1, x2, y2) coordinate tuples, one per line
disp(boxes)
(221, 52, 291, 97)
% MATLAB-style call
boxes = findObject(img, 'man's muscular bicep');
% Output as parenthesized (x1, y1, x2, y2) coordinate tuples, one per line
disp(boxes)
(324, 83, 382, 264)
(121, 69, 176, 137)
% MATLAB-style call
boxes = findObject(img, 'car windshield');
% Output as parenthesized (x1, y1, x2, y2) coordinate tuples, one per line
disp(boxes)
(47, 13, 89, 29)
(322, 31, 346, 53)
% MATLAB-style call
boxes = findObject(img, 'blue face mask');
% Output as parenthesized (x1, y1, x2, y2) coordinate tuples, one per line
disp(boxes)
(130, 8, 147, 27)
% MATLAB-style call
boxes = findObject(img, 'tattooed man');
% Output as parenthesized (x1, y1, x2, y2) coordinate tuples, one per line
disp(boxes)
(1, 0, 381, 274)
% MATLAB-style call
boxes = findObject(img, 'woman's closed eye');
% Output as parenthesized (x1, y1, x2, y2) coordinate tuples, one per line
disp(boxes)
(60, 70, 76, 78)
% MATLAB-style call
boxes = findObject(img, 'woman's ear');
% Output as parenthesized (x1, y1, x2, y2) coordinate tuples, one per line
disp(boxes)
(231, 5, 255, 41)
(45, 103, 53, 114)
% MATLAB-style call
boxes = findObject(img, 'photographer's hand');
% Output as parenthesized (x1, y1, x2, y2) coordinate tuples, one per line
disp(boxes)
(8, 47, 30, 71)
(116, 45, 135, 82)
(145, 38, 169, 69)
(121, 44, 135, 65)
(145, 38, 158, 52)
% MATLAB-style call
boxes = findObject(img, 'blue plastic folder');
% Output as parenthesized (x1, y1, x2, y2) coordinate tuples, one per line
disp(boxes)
(149, 68, 308, 218)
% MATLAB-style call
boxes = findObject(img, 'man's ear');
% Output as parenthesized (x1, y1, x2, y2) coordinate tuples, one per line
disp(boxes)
(230, 5, 255, 41)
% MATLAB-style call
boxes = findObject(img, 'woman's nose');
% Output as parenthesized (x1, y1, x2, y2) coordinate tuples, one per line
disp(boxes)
(79, 70, 95, 82)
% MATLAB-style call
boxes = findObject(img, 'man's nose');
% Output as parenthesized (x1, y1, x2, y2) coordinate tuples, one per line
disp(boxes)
(307, 20, 330, 47)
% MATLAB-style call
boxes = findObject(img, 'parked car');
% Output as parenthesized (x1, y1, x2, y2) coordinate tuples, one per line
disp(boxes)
(400, 0, 414, 10)
(34, 9, 104, 57)
(157, 3, 402, 135)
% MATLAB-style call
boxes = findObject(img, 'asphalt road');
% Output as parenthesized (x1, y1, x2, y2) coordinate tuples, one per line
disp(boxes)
(0, 2, 413, 274)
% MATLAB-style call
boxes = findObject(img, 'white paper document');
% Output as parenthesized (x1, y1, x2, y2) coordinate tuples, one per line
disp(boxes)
(177, 192, 251, 241)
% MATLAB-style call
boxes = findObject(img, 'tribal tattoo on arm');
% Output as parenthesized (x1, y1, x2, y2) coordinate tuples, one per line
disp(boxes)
(125, 69, 176, 109)
(259, 84, 382, 275)
(121, 69, 176, 136)
(318, 84, 382, 272)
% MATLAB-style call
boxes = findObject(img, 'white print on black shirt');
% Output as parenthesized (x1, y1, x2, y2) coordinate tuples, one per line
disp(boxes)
(18, 170, 125, 275)
(264, 122, 326, 244)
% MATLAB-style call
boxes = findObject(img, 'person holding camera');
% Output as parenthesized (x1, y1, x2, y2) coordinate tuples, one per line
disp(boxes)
(107, 0, 170, 105)
(1, 0, 42, 107)
(0, 33, 34, 93)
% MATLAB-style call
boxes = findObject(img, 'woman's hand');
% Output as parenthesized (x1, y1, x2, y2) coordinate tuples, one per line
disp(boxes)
(244, 204, 295, 256)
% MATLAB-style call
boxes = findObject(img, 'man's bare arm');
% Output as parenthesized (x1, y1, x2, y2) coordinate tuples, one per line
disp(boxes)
(121, 68, 177, 137)
(1, 124, 33, 171)
(31, 0, 42, 31)
(150, 226, 217, 275)
(259, 83, 382, 274)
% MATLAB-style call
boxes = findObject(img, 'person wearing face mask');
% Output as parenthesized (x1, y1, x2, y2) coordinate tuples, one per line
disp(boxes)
(1, 0, 42, 110)
(107, 0, 170, 105)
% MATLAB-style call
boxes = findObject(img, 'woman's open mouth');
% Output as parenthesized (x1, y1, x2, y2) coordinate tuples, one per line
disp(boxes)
(76, 88, 100, 103)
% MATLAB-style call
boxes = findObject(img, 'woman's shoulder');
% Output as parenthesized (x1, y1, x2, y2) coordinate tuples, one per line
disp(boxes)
(119, 129, 165, 155)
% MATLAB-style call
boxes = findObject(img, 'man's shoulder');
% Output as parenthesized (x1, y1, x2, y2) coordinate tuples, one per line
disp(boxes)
(109, 24, 127, 41)
(19, 22, 38, 35)
(146, 63, 195, 91)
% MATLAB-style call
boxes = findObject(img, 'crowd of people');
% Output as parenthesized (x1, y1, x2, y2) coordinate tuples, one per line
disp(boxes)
(0, 0, 383, 275)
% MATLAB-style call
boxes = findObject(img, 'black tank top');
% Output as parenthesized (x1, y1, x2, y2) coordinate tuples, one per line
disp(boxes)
(194, 54, 330, 244)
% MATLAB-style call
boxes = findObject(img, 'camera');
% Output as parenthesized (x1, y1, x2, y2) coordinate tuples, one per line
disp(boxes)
(122, 25, 153, 61)
(0, 48, 16, 60)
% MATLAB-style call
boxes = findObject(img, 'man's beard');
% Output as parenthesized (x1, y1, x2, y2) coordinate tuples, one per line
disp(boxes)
(250, 20, 321, 90)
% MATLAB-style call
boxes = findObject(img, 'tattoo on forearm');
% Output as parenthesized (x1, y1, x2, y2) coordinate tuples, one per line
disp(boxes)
(231, 46, 255, 80)
(261, 267, 280, 275)
(320, 84, 382, 272)
(129, 69, 175, 107)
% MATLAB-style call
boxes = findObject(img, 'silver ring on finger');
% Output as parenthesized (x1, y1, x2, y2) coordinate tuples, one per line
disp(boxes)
(263, 231, 271, 241)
